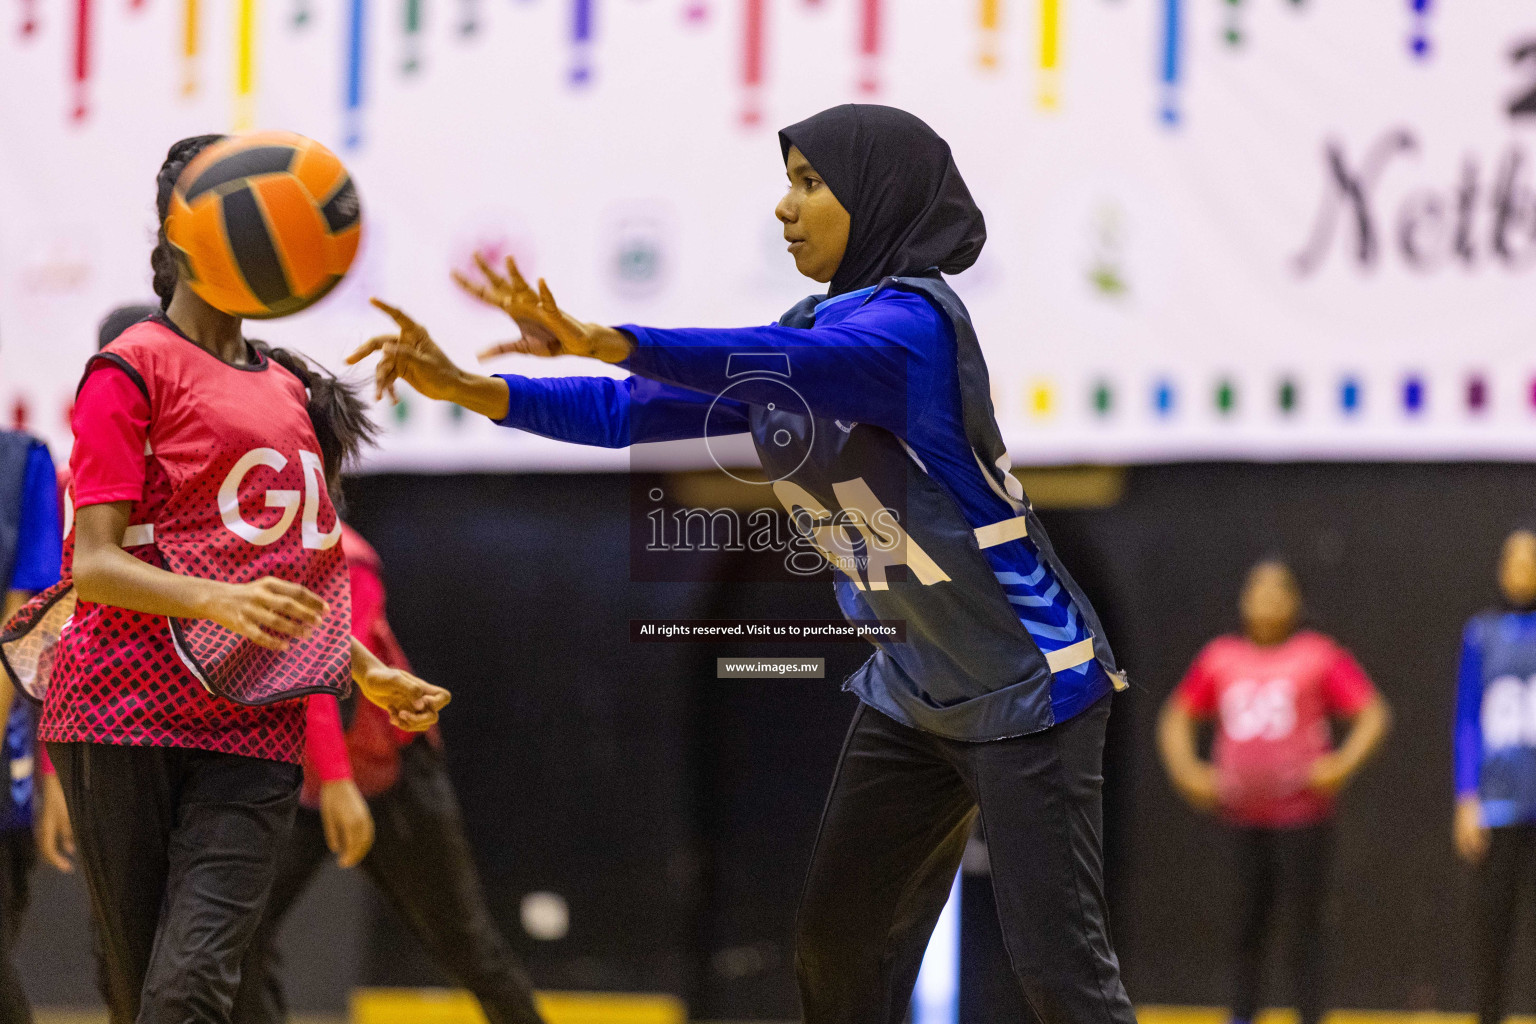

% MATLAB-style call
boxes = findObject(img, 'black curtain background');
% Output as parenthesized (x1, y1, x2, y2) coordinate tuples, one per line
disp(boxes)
(16, 463, 1536, 1019)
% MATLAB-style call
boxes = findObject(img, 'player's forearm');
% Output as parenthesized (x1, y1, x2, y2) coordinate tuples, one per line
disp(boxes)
(488, 374, 636, 447)
(2, 590, 29, 623)
(350, 636, 384, 683)
(1156, 701, 1208, 778)
(1335, 695, 1391, 774)
(73, 542, 223, 620)
(1455, 719, 1483, 797)
(442, 369, 511, 420)
(619, 321, 909, 431)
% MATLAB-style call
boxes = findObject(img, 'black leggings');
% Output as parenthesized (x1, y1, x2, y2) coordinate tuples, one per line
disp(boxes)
(1229, 823, 1334, 1024)
(794, 697, 1136, 1024)
(0, 830, 34, 1024)
(1475, 823, 1536, 1024)
(231, 739, 545, 1024)
(47, 741, 300, 1024)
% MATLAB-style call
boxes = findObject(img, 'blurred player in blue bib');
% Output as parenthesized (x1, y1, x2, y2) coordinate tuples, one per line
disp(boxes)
(1455, 528, 1536, 1024)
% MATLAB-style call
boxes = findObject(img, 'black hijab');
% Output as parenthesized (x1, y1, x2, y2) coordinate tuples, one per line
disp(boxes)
(778, 104, 986, 296)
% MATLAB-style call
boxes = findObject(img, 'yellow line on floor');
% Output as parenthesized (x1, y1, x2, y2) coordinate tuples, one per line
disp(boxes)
(351, 988, 685, 1024)
(1138, 1009, 1536, 1024)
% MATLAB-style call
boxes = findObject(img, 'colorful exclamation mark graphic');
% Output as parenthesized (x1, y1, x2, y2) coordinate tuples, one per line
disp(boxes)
(1277, 377, 1298, 415)
(344, 0, 365, 147)
(234, 0, 258, 129)
(19, 0, 38, 37)
(741, 0, 764, 125)
(1340, 375, 1362, 416)
(181, 0, 200, 94)
(683, 0, 706, 24)
(291, 0, 310, 28)
(71, 0, 91, 121)
(1467, 373, 1489, 414)
(403, 0, 422, 72)
(1092, 379, 1113, 418)
(459, 0, 478, 36)
(1214, 378, 1236, 416)
(1153, 378, 1176, 418)
(1408, 0, 1431, 60)
(1222, 0, 1242, 46)
(1037, 0, 1059, 109)
(1028, 380, 1055, 419)
(1403, 373, 1426, 415)
(1159, 0, 1181, 126)
(570, 0, 594, 85)
(978, 0, 1000, 70)
(858, 0, 880, 94)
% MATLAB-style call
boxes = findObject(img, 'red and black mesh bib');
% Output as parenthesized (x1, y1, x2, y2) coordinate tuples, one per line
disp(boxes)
(3, 319, 351, 761)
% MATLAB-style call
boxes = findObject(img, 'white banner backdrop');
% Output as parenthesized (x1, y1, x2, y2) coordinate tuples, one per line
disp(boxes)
(3, 0, 1536, 470)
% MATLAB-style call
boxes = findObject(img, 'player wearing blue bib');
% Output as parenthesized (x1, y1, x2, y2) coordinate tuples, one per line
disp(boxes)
(355, 104, 1137, 1024)
(0, 427, 62, 1024)
(1454, 529, 1536, 1024)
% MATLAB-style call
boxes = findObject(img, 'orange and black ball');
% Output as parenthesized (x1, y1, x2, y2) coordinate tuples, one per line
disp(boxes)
(165, 131, 361, 319)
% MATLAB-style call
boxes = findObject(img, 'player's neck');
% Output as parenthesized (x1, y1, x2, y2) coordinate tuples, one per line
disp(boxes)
(165, 287, 246, 365)
(1245, 624, 1295, 647)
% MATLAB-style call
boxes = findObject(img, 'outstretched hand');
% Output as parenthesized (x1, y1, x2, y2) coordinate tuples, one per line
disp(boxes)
(454, 253, 631, 364)
(346, 300, 466, 404)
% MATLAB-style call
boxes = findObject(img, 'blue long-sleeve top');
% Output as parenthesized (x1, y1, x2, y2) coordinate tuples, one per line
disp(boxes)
(1455, 625, 1484, 798)
(1454, 609, 1536, 826)
(493, 287, 1109, 719)
(11, 442, 61, 593)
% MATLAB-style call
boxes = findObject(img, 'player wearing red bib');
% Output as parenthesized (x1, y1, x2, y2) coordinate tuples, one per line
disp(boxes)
(1158, 561, 1390, 1024)
(11, 136, 450, 1024)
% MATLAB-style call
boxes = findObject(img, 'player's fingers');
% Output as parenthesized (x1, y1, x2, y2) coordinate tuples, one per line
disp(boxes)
(474, 251, 511, 290)
(338, 819, 369, 868)
(265, 596, 324, 627)
(537, 278, 559, 313)
(477, 340, 529, 361)
(239, 621, 289, 652)
(374, 348, 398, 403)
(354, 817, 376, 864)
(505, 255, 535, 297)
(452, 271, 503, 309)
(41, 841, 71, 873)
(262, 579, 328, 614)
(37, 823, 68, 872)
(369, 297, 419, 331)
(251, 606, 312, 640)
(344, 335, 387, 366)
(322, 808, 342, 856)
(243, 607, 303, 643)
(392, 708, 436, 731)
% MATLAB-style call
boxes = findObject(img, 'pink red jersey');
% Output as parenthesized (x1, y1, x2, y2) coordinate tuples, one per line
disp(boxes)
(37, 316, 353, 764)
(1175, 630, 1377, 828)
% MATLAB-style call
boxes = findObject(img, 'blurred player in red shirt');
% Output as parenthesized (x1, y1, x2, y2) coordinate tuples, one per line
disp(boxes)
(7, 138, 448, 1024)
(229, 524, 546, 1024)
(1158, 560, 1390, 1024)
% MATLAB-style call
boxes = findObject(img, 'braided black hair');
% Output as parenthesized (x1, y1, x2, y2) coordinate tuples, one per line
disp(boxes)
(150, 135, 377, 492)
(151, 134, 225, 310)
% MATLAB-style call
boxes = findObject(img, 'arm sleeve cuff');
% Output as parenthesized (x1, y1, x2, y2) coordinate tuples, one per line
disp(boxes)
(305, 695, 353, 783)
